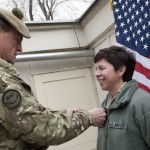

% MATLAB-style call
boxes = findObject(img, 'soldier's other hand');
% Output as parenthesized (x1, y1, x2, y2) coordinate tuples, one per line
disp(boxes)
(89, 108, 107, 127)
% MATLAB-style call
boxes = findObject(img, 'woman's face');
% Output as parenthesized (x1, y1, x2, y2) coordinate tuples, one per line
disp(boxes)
(95, 59, 124, 93)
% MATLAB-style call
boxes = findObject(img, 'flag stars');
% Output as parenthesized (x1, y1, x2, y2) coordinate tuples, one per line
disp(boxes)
(126, 36, 131, 42)
(113, 1, 117, 6)
(137, 0, 140, 3)
(122, 5, 125, 10)
(146, 33, 150, 38)
(139, 18, 143, 23)
(123, 29, 128, 34)
(129, 7, 132, 13)
(133, 33, 135, 38)
(134, 22, 138, 27)
(130, 26, 132, 31)
(131, 15, 135, 20)
(116, 31, 120, 37)
(115, 8, 120, 13)
(144, 44, 148, 50)
(135, 40, 138, 46)
(125, 1, 128, 6)
(144, 13, 148, 19)
(145, 0, 149, 6)
(140, 6, 144, 11)
(114, 0, 149, 54)
(132, 4, 136, 9)
(142, 24, 146, 30)
(140, 36, 145, 42)
(137, 29, 141, 35)
(124, 12, 127, 17)
(120, 22, 125, 27)
(135, 10, 139, 15)
(118, 15, 122, 20)
(127, 18, 130, 23)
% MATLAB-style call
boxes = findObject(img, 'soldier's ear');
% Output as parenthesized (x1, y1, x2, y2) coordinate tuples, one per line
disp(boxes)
(0, 26, 2, 31)
(0, 26, 5, 33)
(0, 26, 7, 39)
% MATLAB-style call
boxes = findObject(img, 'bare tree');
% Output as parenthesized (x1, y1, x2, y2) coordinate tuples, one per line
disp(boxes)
(8, 0, 94, 21)
(37, 0, 69, 20)
(10, 0, 31, 21)
(29, 0, 34, 21)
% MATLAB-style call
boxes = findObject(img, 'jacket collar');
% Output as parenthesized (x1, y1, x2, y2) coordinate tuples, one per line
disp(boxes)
(0, 58, 20, 76)
(102, 80, 138, 109)
(0, 58, 32, 93)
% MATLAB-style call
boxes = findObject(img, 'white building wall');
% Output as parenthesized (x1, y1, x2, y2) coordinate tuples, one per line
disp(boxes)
(14, 0, 118, 149)
(14, 0, 120, 140)
(83, 0, 114, 46)
(22, 0, 114, 53)
(22, 27, 87, 52)
(16, 0, 116, 104)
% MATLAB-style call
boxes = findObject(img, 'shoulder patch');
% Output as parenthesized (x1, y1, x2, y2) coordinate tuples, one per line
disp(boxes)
(2, 89, 22, 109)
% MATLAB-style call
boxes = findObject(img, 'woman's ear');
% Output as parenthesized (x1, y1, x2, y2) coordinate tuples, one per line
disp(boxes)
(118, 65, 126, 77)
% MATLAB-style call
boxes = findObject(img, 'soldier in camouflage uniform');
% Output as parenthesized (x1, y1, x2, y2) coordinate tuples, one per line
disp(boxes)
(0, 8, 106, 150)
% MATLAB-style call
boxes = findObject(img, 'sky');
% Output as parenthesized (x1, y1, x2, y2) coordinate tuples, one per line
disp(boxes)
(0, 0, 95, 21)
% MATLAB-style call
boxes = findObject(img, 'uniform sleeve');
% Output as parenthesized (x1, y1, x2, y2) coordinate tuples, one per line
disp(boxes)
(132, 89, 150, 148)
(136, 111, 150, 147)
(0, 77, 93, 146)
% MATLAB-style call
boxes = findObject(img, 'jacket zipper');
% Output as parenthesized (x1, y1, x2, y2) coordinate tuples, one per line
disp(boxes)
(104, 108, 110, 150)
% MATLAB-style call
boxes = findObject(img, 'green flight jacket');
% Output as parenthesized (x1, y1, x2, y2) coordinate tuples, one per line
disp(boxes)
(0, 58, 93, 150)
(97, 80, 150, 150)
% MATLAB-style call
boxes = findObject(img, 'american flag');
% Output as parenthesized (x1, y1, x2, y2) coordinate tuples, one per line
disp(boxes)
(112, 0, 150, 93)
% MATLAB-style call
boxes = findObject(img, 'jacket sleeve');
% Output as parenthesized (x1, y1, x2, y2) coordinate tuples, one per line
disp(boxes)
(137, 112, 150, 147)
(132, 89, 150, 148)
(0, 77, 93, 146)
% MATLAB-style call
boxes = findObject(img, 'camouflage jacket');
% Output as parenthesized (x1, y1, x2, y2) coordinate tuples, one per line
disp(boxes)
(0, 58, 93, 150)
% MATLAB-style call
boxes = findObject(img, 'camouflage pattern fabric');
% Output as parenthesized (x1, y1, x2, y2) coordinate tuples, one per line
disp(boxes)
(0, 58, 93, 150)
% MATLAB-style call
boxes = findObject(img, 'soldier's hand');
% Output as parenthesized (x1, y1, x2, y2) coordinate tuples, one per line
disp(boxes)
(89, 108, 107, 127)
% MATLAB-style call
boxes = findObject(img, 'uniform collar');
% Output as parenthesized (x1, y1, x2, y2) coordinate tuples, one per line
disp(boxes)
(0, 58, 20, 76)
(102, 80, 138, 109)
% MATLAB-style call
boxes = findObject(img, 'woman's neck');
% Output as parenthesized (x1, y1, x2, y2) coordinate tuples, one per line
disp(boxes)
(110, 81, 126, 98)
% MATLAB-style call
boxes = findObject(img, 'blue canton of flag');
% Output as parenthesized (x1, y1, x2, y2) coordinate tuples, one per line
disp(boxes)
(113, 0, 150, 57)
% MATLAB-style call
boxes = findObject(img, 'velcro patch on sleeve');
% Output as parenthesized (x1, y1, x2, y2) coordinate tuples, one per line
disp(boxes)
(0, 78, 7, 94)
(2, 89, 22, 109)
